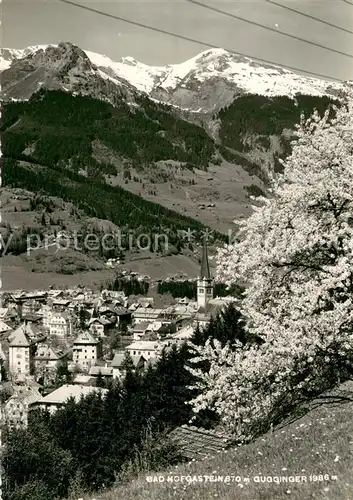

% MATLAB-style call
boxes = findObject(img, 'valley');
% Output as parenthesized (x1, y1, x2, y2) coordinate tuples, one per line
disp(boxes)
(0, 42, 349, 281)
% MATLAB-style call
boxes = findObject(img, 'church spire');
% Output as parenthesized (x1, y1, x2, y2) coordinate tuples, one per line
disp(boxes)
(200, 238, 211, 280)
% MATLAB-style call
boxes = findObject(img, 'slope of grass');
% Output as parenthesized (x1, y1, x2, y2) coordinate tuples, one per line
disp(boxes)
(78, 380, 353, 500)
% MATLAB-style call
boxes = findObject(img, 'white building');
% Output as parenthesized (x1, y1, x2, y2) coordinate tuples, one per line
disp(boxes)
(171, 324, 195, 342)
(38, 305, 54, 329)
(49, 312, 73, 337)
(5, 386, 42, 429)
(33, 344, 67, 384)
(8, 324, 35, 379)
(72, 331, 100, 370)
(132, 308, 164, 323)
(88, 317, 112, 338)
(29, 384, 108, 415)
(125, 340, 161, 360)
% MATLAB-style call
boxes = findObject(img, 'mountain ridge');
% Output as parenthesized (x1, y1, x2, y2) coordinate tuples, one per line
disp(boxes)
(1, 42, 350, 113)
(1, 42, 346, 254)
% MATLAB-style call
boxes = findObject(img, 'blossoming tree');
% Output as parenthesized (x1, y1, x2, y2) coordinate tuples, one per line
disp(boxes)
(187, 101, 353, 439)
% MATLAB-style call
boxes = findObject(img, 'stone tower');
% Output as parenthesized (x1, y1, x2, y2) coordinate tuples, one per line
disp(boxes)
(197, 238, 214, 311)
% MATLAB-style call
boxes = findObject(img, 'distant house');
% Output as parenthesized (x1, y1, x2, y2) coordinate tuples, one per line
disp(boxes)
(72, 331, 100, 370)
(5, 386, 42, 429)
(111, 352, 146, 379)
(10, 320, 43, 344)
(125, 340, 161, 359)
(5, 304, 21, 321)
(29, 384, 108, 415)
(88, 317, 113, 338)
(33, 344, 68, 384)
(47, 290, 64, 299)
(171, 324, 195, 342)
(132, 308, 164, 322)
(49, 312, 73, 337)
(52, 299, 71, 311)
(8, 324, 36, 379)
(38, 305, 54, 329)
(21, 299, 40, 317)
(114, 306, 132, 324)
(132, 322, 150, 340)
(88, 365, 113, 379)
(72, 374, 96, 386)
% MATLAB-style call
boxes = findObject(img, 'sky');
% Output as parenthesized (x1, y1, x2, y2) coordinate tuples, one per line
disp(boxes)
(2, 0, 353, 81)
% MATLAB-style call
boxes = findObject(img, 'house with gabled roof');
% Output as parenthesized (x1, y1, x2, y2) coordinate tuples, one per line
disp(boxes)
(132, 308, 164, 322)
(132, 322, 150, 340)
(49, 311, 73, 337)
(29, 384, 108, 415)
(125, 340, 161, 360)
(33, 344, 68, 385)
(72, 331, 100, 371)
(88, 364, 113, 379)
(52, 299, 72, 311)
(8, 324, 36, 379)
(21, 299, 41, 317)
(171, 324, 195, 342)
(111, 352, 146, 379)
(88, 317, 114, 338)
(5, 385, 42, 429)
(47, 290, 64, 299)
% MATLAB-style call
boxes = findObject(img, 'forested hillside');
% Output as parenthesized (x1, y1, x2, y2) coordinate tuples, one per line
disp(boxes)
(217, 93, 341, 173)
(1, 89, 341, 247)
(2, 89, 217, 177)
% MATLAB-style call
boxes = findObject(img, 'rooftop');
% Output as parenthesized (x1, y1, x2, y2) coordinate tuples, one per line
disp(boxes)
(73, 331, 99, 345)
(89, 366, 113, 376)
(111, 352, 146, 368)
(125, 341, 160, 351)
(8, 323, 33, 347)
(32, 384, 108, 405)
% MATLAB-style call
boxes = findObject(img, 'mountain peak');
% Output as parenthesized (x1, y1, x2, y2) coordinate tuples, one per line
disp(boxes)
(0, 41, 347, 111)
(27, 42, 94, 73)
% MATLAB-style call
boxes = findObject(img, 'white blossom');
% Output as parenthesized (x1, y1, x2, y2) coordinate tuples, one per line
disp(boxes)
(188, 101, 353, 438)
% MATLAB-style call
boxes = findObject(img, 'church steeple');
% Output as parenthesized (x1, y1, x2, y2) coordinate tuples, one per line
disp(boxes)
(197, 238, 213, 311)
(200, 239, 211, 280)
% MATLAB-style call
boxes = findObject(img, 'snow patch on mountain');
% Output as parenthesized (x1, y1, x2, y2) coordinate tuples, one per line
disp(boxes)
(0, 43, 347, 107)
(85, 50, 168, 93)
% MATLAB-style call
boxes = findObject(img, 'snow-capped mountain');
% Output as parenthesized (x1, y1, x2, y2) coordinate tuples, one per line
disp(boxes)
(0, 43, 140, 106)
(0, 46, 51, 71)
(0, 42, 350, 112)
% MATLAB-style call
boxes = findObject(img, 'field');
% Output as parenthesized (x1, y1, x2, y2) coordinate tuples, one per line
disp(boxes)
(0, 186, 216, 290)
(107, 159, 259, 234)
(0, 252, 213, 291)
(77, 380, 353, 500)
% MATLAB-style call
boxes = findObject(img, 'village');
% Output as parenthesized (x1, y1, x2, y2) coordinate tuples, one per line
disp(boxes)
(0, 242, 237, 429)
